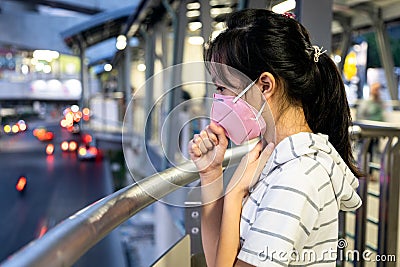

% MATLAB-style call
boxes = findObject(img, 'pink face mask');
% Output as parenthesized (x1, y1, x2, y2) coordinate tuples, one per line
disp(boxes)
(210, 81, 267, 145)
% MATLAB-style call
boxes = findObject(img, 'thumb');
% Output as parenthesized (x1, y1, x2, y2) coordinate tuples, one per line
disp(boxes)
(209, 121, 228, 147)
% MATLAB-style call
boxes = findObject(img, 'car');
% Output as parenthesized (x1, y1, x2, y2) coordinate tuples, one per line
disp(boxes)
(60, 140, 78, 152)
(77, 145, 99, 160)
(77, 136, 101, 161)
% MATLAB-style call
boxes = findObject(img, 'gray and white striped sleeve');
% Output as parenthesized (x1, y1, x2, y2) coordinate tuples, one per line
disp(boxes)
(237, 170, 321, 266)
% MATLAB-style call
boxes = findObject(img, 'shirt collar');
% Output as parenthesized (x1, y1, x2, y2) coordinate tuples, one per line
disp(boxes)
(261, 132, 330, 176)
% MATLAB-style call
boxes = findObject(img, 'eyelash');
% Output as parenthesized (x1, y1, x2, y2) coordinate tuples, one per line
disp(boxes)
(215, 86, 225, 92)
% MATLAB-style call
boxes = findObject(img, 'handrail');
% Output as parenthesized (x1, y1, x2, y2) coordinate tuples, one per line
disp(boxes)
(0, 144, 250, 267)
(351, 120, 400, 138)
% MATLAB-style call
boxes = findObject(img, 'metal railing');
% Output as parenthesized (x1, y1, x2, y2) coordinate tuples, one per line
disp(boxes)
(342, 121, 400, 267)
(0, 144, 249, 267)
(2, 122, 400, 267)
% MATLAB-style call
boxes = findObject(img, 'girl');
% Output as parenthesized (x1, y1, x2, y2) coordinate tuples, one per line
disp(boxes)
(189, 9, 362, 267)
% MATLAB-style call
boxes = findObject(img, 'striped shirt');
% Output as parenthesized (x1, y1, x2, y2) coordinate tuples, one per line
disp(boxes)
(237, 132, 362, 266)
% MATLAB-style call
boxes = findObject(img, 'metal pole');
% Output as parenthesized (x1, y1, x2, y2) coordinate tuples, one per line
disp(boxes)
(246, 0, 268, 9)
(334, 14, 353, 73)
(377, 137, 392, 267)
(296, 0, 333, 53)
(78, 45, 85, 111)
(385, 140, 400, 266)
(124, 39, 133, 138)
(361, 4, 398, 100)
(141, 28, 155, 142)
(161, 0, 186, 169)
(354, 137, 371, 267)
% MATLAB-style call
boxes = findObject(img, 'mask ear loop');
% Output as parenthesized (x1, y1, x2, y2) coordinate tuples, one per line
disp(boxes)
(256, 101, 266, 119)
(233, 80, 256, 103)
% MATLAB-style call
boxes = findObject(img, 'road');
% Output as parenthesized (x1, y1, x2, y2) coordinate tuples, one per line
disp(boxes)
(0, 120, 126, 267)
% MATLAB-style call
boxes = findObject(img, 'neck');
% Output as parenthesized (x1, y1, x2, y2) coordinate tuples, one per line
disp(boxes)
(265, 106, 312, 145)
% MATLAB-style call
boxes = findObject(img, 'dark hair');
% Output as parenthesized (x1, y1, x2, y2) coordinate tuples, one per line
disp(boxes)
(205, 9, 361, 178)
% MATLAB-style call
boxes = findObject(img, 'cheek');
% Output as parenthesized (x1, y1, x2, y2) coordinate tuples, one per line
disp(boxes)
(222, 88, 240, 97)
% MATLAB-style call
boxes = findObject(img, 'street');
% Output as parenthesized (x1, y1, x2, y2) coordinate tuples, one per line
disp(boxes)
(0, 120, 126, 266)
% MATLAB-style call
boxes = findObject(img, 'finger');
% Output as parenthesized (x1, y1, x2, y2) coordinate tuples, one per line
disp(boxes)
(188, 139, 202, 158)
(205, 126, 218, 146)
(247, 140, 264, 162)
(209, 121, 228, 147)
(259, 142, 275, 164)
(194, 134, 208, 154)
(199, 130, 214, 150)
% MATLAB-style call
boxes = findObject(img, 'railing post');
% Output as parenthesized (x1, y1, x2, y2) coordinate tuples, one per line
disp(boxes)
(378, 137, 392, 267)
(385, 139, 400, 266)
(338, 211, 346, 267)
(354, 137, 371, 267)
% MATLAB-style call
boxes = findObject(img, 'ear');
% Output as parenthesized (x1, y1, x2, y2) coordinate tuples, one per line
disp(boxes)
(257, 72, 276, 99)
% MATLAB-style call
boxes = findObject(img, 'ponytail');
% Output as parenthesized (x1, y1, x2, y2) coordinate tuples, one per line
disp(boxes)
(303, 53, 362, 177)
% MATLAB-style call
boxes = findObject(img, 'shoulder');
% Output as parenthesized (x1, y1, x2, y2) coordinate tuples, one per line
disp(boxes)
(264, 156, 330, 208)
(270, 155, 330, 189)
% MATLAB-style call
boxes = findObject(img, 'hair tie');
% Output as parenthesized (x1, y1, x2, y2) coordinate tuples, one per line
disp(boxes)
(312, 45, 327, 62)
(282, 12, 296, 19)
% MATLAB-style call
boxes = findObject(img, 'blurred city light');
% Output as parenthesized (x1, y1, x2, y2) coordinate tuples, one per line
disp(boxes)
(71, 105, 79, 113)
(79, 147, 87, 156)
(186, 2, 200, 10)
(69, 141, 78, 152)
(3, 125, 11, 133)
(186, 10, 200, 17)
(21, 64, 29, 75)
(137, 63, 146, 72)
(12, 125, 19, 133)
(210, 7, 233, 17)
(33, 50, 60, 62)
(82, 107, 90, 116)
(188, 36, 204, 45)
(104, 64, 112, 72)
(43, 65, 52, 73)
(188, 22, 202, 31)
(35, 62, 44, 72)
(116, 35, 127, 50)
(60, 119, 67, 127)
(334, 55, 342, 64)
(61, 141, 69, 151)
(18, 123, 27, 132)
(272, 0, 296, 14)
(16, 176, 27, 192)
(46, 144, 55, 155)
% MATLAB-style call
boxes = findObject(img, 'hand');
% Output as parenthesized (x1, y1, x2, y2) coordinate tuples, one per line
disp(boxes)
(188, 122, 229, 177)
(227, 141, 275, 197)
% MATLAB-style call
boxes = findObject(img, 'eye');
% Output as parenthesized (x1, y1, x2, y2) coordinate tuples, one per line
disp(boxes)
(215, 86, 225, 93)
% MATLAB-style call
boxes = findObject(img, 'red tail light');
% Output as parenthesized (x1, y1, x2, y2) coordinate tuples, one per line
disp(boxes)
(45, 132, 54, 140)
(88, 147, 98, 155)
(83, 134, 92, 144)
(61, 141, 69, 151)
(46, 144, 55, 155)
(16, 176, 27, 192)
(69, 141, 78, 151)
